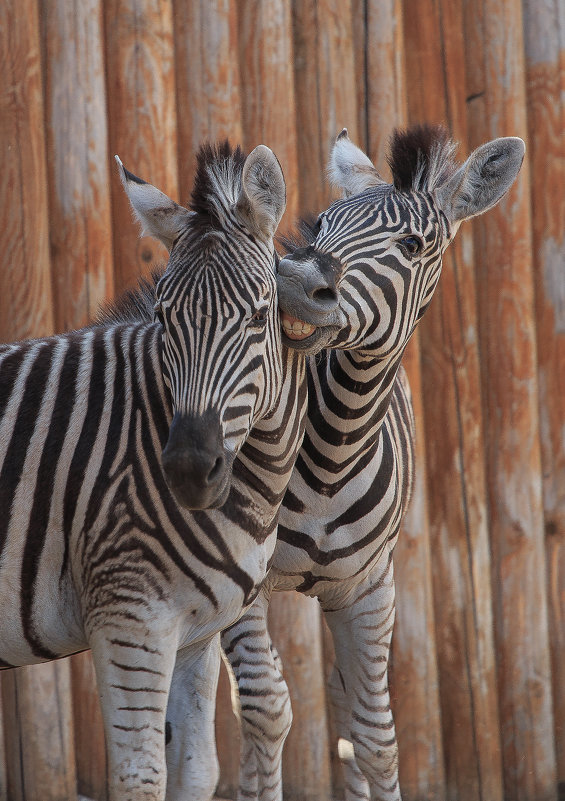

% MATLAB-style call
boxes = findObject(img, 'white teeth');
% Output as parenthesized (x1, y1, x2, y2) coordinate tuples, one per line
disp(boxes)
(280, 314, 315, 340)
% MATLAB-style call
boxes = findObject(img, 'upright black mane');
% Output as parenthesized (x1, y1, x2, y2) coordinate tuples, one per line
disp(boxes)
(189, 140, 247, 231)
(387, 123, 457, 192)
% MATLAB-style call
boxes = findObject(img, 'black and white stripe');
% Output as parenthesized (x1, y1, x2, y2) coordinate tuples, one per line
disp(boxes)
(0, 142, 332, 801)
(221, 125, 525, 801)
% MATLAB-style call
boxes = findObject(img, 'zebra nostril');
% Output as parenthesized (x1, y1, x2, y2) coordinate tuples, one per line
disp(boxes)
(310, 286, 338, 306)
(206, 455, 225, 486)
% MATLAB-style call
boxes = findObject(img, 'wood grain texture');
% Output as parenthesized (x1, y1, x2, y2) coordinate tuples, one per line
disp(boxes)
(269, 592, 332, 801)
(403, 1, 504, 799)
(464, 1, 557, 798)
(292, 0, 358, 215)
(0, 0, 54, 342)
(41, 0, 114, 333)
(236, 0, 299, 233)
(522, 0, 565, 791)
(2, 663, 76, 801)
(70, 652, 107, 801)
(173, 0, 243, 205)
(104, 0, 178, 295)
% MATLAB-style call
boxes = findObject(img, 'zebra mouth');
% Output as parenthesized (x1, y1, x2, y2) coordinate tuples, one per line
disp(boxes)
(280, 312, 316, 341)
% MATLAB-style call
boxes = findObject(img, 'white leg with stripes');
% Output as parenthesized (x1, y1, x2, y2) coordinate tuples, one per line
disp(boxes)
(322, 557, 400, 801)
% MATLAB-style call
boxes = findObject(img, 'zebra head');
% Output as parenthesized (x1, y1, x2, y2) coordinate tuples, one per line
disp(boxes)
(278, 124, 525, 356)
(117, 143, 287, 510)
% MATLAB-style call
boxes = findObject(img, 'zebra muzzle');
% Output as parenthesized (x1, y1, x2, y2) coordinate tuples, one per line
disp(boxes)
(161, 411, 231, 510)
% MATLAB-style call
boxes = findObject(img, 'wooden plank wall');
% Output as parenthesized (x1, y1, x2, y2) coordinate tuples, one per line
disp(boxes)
(0, 2, 562, 800)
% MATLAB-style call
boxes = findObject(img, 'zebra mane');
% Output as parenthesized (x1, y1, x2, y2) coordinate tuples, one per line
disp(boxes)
(91, 268, 162, 327)
(387, 124, 458, 193)
(189, 140, 247, 232)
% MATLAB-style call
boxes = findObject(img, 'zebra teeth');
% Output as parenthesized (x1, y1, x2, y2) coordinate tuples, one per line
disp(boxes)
(280, 313, 316, 340)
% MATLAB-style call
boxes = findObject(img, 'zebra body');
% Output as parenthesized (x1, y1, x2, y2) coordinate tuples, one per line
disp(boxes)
(0, 142, 336, 801)
(221, 126, 526, 801)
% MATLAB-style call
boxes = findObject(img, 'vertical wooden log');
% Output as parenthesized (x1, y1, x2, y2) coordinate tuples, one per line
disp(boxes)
(291, 0, 358, 215)
(522, 1, 565, 793)
(0, 0, 54, 342)
(70, 653, 107, 801)
(268, 593, 332, 801)
(41, 0, 114, 333)
(403, 1, 505, 799)
(104, 0, 178, 295)
(2, 663, 76, 801)
(237, 0, 299, 233)
(173, 0, 242, 205)
(464, 1, 557, 799)
(0, 3, 76, 797)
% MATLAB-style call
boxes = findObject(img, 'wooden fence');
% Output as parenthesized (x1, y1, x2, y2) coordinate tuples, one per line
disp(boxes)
(0, 1, 563, 800)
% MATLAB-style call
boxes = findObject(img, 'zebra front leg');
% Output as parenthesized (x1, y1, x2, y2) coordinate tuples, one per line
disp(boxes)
(89, 625, 179, 801)
(221, 591, 292, 801)
(165, 633, 221, 801)
(322, 557, 401, 801)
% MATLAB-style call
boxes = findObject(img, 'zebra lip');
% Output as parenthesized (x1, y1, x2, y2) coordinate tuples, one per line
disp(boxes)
(280, 312, 316, 341)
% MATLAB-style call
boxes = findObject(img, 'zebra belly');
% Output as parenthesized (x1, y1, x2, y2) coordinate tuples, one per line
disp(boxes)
(0, 532, 84, 665)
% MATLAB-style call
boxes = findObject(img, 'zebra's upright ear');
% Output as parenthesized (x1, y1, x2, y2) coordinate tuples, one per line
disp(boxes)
(329, 129, 384, 197)
(434, 137, 525, 225)
(115, 156, 192, 251)
(236, 145, 286, 243)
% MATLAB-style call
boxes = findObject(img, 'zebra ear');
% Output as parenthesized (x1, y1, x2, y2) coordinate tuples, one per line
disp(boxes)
(236, 145, 286, 242)
(115, 156, 192, 251)
(435, 137, 525, 225)
(328, 129, 385, 197)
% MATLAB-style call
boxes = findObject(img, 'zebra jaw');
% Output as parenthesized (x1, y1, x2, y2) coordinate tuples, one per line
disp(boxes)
(280, 312, 316, 340)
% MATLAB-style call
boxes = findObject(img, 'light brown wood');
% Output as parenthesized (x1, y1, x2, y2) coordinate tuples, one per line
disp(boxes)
(403, 1, 505, 798)
(41, 0, 114, 333)
(173, 0, 243, 205)
(522, 0, 565, 790)
(269, 592, 332, 801)
(236, 0, 299, 234)
(2, 662, 77, 801)
(292, 0, 358, 215)
(70, 652, 107, 801)
(104, 0, 178, 295)
(464, 0, 557, 798)
(0, 0, 54, 342)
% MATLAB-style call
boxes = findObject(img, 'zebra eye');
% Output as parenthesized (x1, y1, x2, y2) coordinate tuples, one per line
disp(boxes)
(399, 235, 423, 256)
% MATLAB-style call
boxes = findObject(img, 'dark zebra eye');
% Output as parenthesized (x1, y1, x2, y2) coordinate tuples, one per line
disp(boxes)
(399, 235, 423, 256)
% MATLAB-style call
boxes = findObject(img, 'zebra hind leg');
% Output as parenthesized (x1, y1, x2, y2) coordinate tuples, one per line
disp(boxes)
(221, 592, 292, 801)
(322, 566, 401, 801)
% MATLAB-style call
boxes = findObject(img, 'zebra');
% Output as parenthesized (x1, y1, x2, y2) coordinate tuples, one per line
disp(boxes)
(220, 124, 525, 801)
(0, 141, 339, 801)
